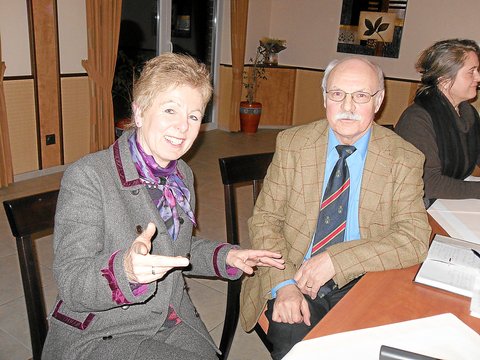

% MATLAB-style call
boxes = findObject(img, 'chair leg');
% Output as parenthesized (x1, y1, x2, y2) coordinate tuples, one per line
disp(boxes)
(218, 279, 241, 359)
(254, 323, 273, 353)
(17, 237, 47, 360)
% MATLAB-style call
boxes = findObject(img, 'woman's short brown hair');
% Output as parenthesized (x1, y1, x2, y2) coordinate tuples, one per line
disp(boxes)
(416, 38, 480, 92)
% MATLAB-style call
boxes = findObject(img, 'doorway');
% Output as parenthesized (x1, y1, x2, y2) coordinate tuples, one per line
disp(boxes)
(113, 0, 220, 127)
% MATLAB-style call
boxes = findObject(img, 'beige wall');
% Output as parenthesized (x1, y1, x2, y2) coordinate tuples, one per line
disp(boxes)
(3, 76, 90, 176)
(221, 0, 480, 80)
(0, 0, 31, 76)
(0, 0, 87, 76)
(57, 0, 88, 74)
(4, 80, 39, 174)
(61, 77, 90, 164)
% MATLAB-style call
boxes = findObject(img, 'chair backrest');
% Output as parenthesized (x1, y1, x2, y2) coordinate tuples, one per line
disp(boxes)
(217, 152, 274, 359)
(218, 152, 274, 246)
(3, 189, 59, 360)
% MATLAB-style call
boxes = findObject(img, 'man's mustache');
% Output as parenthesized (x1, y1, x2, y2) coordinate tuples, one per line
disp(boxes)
(334, 112, 362, 121)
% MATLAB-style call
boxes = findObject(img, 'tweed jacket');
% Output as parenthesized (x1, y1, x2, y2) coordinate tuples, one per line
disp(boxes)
(42, 130, 239, 360)
(240, 120, 431, 331)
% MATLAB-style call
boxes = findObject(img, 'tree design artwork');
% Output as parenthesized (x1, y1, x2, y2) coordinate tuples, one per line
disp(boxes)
(363, 17, 390, 43)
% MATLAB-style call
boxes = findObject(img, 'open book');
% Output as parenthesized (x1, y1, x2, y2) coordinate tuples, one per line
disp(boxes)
(415, 234, 480, 298)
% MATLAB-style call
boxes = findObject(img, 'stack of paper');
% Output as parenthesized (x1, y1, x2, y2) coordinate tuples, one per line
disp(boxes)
(283, 314, 480, 360)
(427, 176, 480, 244)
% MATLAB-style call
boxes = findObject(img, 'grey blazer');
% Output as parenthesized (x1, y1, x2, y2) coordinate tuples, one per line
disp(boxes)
(42, 130, 239, 360)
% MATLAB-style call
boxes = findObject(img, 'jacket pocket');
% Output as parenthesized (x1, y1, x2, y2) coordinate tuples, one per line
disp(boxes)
(51, 300, 95, 330)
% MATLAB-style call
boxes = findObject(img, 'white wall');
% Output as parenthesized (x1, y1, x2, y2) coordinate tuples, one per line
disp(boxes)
(221, 0, 480, 81)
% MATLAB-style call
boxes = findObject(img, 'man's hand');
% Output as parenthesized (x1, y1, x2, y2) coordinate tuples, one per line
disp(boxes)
(123, 222, 190, 283)
(294, 252, 335, 299)
(226, 248, 285, 275)
(272, 284, 311, 326)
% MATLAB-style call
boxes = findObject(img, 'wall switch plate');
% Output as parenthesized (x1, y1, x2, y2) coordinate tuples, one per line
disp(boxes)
(46, 134, 56, 145)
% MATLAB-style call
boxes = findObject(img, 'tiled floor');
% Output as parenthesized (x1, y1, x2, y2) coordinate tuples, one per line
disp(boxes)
(0, 128, 280, 360)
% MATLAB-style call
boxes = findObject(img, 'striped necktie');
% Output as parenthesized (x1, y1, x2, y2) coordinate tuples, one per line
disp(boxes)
(312, 145, 356, 255)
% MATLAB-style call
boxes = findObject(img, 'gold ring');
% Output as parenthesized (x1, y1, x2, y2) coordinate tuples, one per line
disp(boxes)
(152, 266, 156, 275)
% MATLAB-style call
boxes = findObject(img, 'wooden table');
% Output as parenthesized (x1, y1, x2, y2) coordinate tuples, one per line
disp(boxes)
(305, 215, 480, 340)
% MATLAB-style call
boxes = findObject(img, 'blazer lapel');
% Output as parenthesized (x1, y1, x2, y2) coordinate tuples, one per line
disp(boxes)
(300, 123, 329, 242)
(110, 130, 175, 255)
(359, 124, 392, 231)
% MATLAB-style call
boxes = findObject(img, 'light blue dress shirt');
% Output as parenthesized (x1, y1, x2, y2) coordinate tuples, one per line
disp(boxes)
(271, 128, 371, 297)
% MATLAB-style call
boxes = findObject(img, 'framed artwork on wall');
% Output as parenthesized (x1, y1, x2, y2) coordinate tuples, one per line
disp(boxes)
(337, 0, 408, 58)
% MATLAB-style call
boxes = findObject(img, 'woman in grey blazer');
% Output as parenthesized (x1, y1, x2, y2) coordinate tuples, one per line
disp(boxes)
(42, 53, 284, 360)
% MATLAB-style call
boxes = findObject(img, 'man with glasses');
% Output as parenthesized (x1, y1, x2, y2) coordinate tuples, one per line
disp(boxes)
(240, 56, 431, 359)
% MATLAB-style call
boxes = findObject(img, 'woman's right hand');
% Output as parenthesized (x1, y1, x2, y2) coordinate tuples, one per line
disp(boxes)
(123, 222, 190, 283)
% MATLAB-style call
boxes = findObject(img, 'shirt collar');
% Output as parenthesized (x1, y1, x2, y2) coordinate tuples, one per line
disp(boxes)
(327, 127, 371, 161)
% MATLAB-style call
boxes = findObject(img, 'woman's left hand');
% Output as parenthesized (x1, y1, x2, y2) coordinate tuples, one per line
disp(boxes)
(226, 249, 285, 275)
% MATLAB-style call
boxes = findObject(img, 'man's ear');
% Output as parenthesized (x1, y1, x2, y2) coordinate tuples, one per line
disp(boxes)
(374, 89, 385, 113)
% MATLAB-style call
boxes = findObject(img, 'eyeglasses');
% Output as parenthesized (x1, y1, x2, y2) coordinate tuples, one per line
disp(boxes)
(326, 89, 381, 104)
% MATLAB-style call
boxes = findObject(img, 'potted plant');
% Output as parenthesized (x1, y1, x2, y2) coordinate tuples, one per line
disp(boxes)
(240, 45, 267, 133)
(259, 37, 287, 66)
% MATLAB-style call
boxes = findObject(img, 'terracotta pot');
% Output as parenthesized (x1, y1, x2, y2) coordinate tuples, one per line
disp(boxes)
(239, 101, 262, 133)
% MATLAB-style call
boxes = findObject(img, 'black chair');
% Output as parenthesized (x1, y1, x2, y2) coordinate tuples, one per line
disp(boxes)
(218, 152, 274, 359)
(3, 189, 59, 360)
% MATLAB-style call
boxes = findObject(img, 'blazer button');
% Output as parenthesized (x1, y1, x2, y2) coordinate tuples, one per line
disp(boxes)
(131, 189, 140, 195)
(136, 225, 143, 234)
(122, 305, 130, 310)
(102, 335, 113, 340)
(179, 217, 184, 224)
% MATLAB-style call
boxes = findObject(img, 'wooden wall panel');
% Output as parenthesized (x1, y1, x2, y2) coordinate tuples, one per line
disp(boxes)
(4, 80, 39, 175)
(376, 79, 413, 127)
(29, 0, 63, 168)
(218, 66, 233, 130)
(292, 70, 325, 126)
(61, 76, 89, 164)
(252, 67, 296, 127)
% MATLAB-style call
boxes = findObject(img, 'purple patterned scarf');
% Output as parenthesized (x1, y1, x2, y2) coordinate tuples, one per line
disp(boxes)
(128, 133, 196, 240)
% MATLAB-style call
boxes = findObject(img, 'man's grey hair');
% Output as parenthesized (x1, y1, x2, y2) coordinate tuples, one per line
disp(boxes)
(321, 56, 385, 98)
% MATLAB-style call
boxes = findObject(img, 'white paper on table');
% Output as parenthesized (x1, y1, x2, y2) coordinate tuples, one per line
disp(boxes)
(283, 313, 480, 360)
(427, 177, 480, 244)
